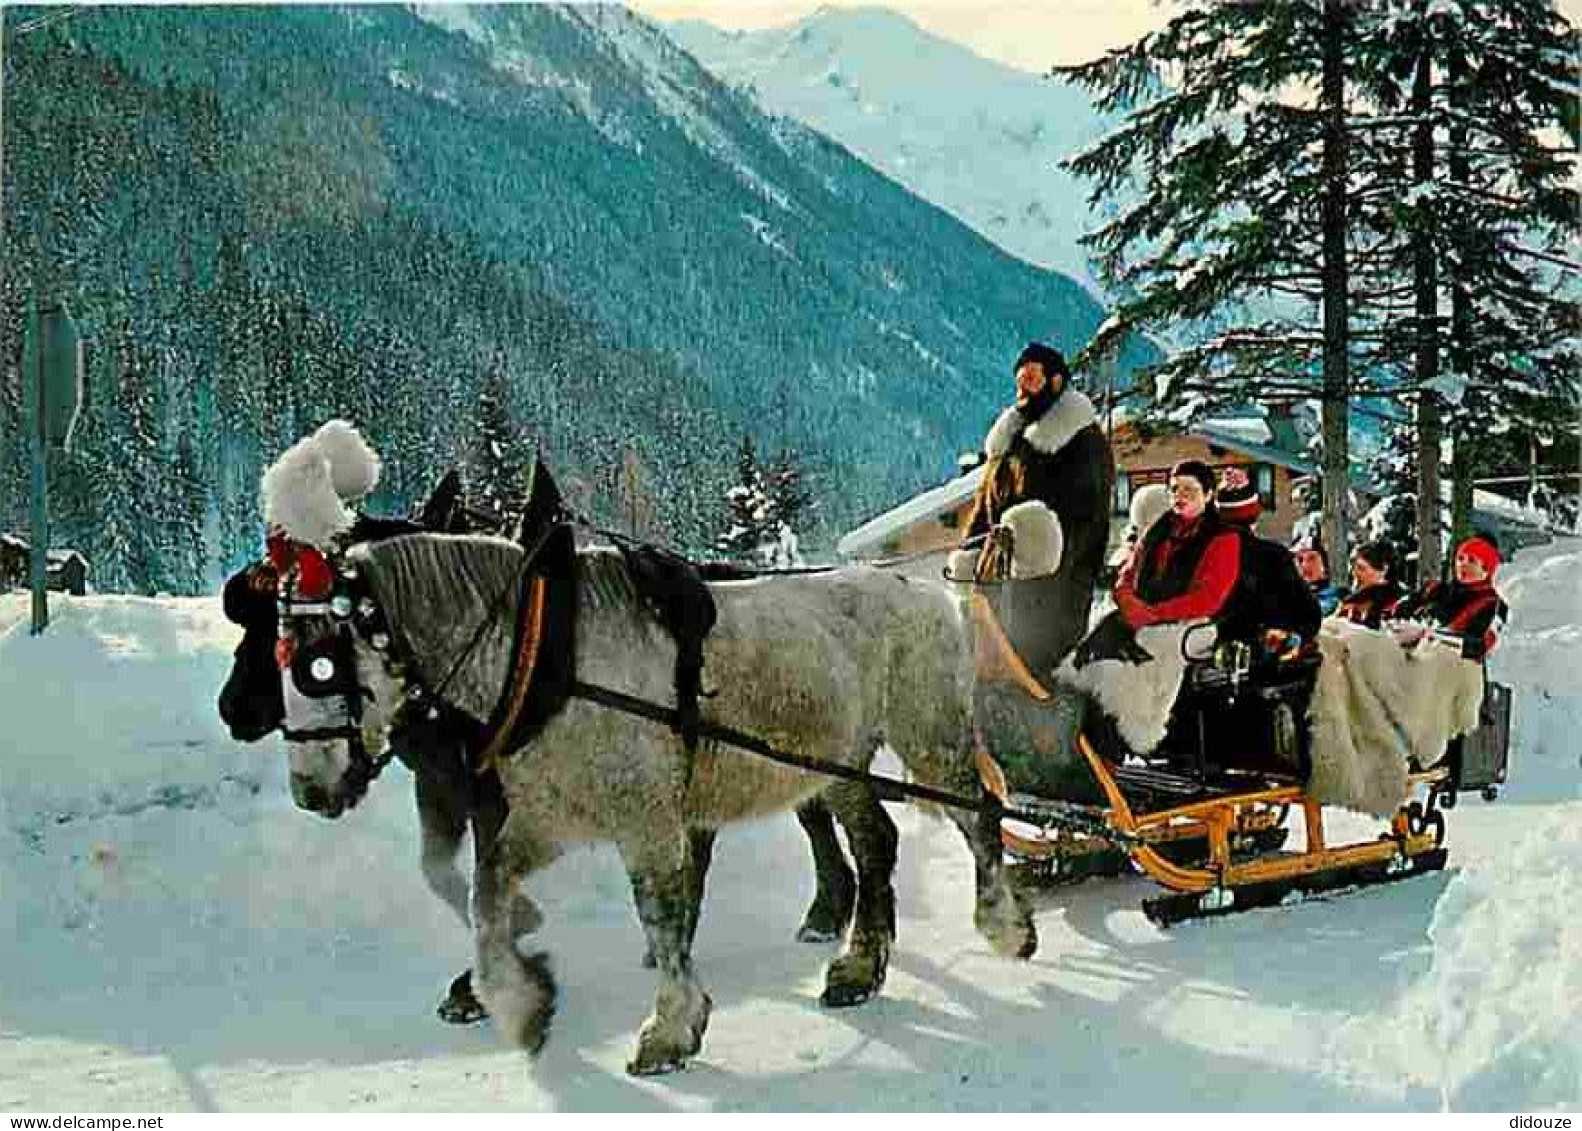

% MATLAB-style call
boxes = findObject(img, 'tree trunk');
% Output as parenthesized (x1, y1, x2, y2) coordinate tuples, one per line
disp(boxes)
(1411, 11, 1443, 582)
(1450, 428, 1475, 551)
(1446, 25, 1475, 556)
(1319, 0, 1352, 565)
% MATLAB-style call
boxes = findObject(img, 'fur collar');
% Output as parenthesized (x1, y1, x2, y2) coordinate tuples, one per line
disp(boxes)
(983, 389, 1098, 461)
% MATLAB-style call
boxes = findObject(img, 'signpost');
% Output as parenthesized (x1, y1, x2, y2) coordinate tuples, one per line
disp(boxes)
(20, 297, 84, 635)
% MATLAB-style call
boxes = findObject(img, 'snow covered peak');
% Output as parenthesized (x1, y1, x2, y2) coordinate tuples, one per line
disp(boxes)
(664, 6, 1111, 284)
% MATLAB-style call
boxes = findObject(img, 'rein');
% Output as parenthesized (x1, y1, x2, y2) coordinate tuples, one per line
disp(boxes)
(566, 678, 1132, 845)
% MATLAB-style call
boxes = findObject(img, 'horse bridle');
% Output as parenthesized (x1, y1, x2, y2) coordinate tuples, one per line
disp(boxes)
(274, 542, 397, 793)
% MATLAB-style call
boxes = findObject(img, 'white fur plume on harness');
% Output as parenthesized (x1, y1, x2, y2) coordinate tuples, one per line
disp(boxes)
(261, 420, 383, 548)
(1109, 482, 1171, 568)
(944, 501, 1064, 582)
(983, 389, 1098, 461)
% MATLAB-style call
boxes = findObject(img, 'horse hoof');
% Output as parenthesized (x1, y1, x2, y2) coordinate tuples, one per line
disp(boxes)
(819, 981, 877, 1008)
(795, 923, 843, 944)
(438, 970, 489, 1025)
(626, 1052, 689, 1077)
(820, 948, 887, 1008)
(626, 989, 711, 1075)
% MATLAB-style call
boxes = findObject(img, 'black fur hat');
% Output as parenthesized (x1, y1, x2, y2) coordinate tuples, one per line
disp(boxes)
(1013, 341, 1069, 377)
(1217, 472, 1262, 524)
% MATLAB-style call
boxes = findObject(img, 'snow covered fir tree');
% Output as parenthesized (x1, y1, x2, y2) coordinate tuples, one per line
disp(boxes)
(1061, 0, 1578, 568)
(713, 435, 813, 568)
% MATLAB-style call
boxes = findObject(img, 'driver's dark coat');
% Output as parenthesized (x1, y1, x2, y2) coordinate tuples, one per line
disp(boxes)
(963, 389, 1115, 676)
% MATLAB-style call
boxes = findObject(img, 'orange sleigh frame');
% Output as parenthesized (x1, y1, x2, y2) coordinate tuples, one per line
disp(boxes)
(968, 592, 1451, 925)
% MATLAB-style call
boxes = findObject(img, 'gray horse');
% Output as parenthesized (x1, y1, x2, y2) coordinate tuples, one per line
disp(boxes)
(278, 533, 1036, 1075)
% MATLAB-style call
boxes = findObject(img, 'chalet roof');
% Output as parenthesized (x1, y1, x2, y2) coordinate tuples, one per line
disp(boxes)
(1192, 424, 1317, 474)
(836, 464, 984, 559)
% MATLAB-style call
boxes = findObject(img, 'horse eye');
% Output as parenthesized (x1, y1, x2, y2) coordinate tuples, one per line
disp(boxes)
(310, 656, 337, 683)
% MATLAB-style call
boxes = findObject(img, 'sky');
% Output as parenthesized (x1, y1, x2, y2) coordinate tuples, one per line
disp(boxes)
(629, 0, 1582, 73)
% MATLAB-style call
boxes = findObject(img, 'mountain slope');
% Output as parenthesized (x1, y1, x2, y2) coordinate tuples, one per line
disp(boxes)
(2, 3, 1146, 586)
(666, 6, 1110, 285)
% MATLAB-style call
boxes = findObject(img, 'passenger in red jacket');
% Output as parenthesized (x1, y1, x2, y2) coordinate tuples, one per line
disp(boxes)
(1114, 459, 1242, 629)
(1394, 535, 1509, 661)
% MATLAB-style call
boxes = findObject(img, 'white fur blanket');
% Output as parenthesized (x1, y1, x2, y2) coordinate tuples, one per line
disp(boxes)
(1307, 619, 1486, 816)
(1054, 621, 1205, 755)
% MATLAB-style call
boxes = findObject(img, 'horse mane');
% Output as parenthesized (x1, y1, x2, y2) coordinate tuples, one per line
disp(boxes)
(576, 547, 643, 615)
(353, 534, 529, 716)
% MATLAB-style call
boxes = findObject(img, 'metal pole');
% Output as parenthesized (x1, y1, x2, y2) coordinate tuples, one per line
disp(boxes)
(29, 296, 47, 633)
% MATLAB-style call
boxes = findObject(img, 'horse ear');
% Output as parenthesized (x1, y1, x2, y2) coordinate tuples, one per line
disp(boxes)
(415, 469, 465, 531)
(511, 455, 566, 548)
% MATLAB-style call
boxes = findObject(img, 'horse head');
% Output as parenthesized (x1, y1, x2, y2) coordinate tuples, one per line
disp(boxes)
(218, 468, 482, 747)
(218, 562, 287, 741)
(275, 533, 529, 818)
(270, 537, 406, 817)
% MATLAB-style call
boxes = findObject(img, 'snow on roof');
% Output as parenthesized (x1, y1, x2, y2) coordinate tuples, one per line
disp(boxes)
(1472, 488, 1551, 529)
(1197, 415, 1271, 445)
(836, 464, 984, 558)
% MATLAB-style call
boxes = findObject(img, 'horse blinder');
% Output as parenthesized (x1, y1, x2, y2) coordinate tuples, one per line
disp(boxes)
(271, 539, 391, 788)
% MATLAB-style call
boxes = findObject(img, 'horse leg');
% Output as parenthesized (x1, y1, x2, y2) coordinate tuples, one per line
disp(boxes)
(471, 774, 542, 941)
(415, 769, 471, 927)
(413, 768, 490, 1024)
(817, 780, 896, 1007)
(619, 835, 713, 1076)
(794, 797, 856, 943)
(951, 790, 1037, 959)
(471, 822, 558, 1055)
(437, 773, 533, 1026)
(642, 825, 715, 969)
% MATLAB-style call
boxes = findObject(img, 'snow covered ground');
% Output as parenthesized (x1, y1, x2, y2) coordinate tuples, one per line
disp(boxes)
(1, 539, 1577, 1112)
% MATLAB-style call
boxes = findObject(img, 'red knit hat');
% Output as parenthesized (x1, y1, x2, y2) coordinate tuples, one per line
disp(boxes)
(1216, 468, 1262, 525)
(1455, 535, 1500, 579)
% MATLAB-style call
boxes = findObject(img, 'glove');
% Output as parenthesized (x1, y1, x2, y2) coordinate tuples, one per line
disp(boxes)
(1073, 611, 1155, 669)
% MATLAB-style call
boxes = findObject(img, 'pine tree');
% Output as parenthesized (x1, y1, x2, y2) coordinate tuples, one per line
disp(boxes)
(468, 355, 530, 522)
(1357, 0, 1579, 567)
(715, 435, 772, 562)
(1061, 1, 1577, 565)
(762, 447, 814, 568)
(1059, 0, 1369, 562)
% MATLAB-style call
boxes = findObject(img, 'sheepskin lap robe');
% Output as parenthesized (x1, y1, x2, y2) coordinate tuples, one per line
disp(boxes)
(1053, 620, 1205, 757)
(1306, 619, 1486, 816)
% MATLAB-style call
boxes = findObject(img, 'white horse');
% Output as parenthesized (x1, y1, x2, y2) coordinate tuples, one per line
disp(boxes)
(275, 532, 1036, 1075)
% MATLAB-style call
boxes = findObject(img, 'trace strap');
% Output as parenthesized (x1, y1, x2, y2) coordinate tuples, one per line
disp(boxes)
(566, 678, 1134, 845)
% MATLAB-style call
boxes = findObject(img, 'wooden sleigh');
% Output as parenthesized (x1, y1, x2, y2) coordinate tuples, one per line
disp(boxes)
(966, 591, 1489, 927)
